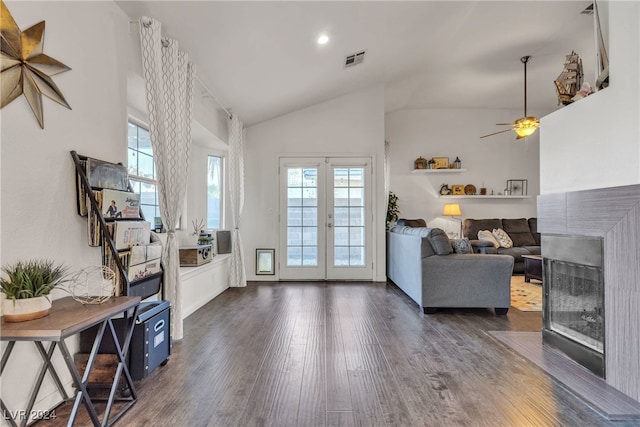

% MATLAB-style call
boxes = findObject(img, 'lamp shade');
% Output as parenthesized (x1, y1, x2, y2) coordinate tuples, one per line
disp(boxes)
(442, 203, 462, 216)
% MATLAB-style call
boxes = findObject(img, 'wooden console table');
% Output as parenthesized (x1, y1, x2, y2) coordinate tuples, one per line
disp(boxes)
(1, 296, 140, 427)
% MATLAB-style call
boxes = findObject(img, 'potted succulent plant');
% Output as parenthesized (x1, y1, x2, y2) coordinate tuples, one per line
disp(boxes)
(1, 259, 68, 322)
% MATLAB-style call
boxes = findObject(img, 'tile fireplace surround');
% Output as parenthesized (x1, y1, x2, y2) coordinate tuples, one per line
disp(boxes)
(538, 184, 640, 403)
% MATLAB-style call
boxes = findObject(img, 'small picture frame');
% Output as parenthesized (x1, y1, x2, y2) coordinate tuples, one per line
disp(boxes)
(451, 184, 465, 195)
(256, 249, 275, 275)
(506, 179, 528, 196)
(432, 157, 449, 169)
(154, 216, 163, 233)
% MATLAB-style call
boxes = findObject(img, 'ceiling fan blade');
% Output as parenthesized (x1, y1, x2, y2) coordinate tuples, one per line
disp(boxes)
(480, 128, 514, 138)
(495, 123, 515, 126)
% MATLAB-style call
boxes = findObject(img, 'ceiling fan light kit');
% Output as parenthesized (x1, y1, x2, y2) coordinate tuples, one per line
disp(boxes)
(514, 116, 540, 139)
(481, 55, 540, 140)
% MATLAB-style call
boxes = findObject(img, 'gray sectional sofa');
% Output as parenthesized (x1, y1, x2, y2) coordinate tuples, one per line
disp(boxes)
(386, 225, 514, 314)
(462, 218, 540, 274)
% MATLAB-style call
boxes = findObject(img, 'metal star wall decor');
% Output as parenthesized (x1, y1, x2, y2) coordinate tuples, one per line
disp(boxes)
(1, 0, 71, 128)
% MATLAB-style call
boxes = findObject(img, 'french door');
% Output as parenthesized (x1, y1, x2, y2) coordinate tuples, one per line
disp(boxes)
(279, 157, 373, 280)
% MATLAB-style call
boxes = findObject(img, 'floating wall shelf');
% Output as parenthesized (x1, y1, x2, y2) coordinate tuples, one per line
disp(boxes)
(439, 195, 531, 199)
(412, 168, 467, 174)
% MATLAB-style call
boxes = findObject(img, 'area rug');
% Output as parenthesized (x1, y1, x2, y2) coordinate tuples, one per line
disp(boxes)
(510, 276, 542, 311)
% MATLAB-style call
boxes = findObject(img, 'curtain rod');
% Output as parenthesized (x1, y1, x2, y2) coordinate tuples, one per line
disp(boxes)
(195, 75, 232, 119)
(130, 20, 232, 119)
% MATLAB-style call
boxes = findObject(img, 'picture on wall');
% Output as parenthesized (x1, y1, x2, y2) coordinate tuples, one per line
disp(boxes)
(432, 157, 449, 169)
(507, 179, 528, 196)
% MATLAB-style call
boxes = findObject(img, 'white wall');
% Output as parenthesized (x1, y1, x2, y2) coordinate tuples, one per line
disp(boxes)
(0, 1, 130, 419)
(385, 108, 539, 225)
(244, 85, 386, 281)
(540, 1, 640, 193)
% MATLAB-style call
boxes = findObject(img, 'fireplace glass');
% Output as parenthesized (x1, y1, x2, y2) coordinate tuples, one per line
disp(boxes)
(542, 233, 605, 376)
(546, 259, 604, 352)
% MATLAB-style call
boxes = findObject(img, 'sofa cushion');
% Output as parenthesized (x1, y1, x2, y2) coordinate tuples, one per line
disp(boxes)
(426, 228, 453, 255)
(396, 218, 427, 227)
(390, 225, 431, 237)
(478, 230, 500, 248)
(508, 232, 536, 247)
(451, 237, 471, 254)
(492, 228, 513, 248)
(462, 218, 503, 240)
(502, 218, 530, 233)
(389, 225, 410, 234)
(528, 218, 541, 245)
(389, 226, 438, 258)
(522, 246, 541, 255)
(502, 218, 536, 247)
(496, 246, 531, 259)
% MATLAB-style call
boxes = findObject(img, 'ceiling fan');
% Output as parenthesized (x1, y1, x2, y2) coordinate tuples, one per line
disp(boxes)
(481, 55, 540, 140)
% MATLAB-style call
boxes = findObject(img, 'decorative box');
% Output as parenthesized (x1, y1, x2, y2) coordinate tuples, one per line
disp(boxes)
(179, 244, 213, 266)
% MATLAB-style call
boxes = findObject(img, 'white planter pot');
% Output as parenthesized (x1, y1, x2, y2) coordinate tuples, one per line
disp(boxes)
(1, 295, 52, 322)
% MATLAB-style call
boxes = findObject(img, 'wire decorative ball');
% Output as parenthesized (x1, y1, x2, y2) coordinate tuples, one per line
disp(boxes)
(70, 266, 116, 304)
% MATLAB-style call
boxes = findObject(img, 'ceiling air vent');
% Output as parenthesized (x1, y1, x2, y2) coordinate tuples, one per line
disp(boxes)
(345, 50, 366, 68)
(581, 3, 594, 15)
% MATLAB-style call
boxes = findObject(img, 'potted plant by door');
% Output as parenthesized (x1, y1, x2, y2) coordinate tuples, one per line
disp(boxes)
(1, 260, 68, 322)
(386, 192, 400, 229)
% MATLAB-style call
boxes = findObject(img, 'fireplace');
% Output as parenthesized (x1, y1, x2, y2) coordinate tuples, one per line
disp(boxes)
(542, 234, 604, 377)
(538, 184, 640, 402)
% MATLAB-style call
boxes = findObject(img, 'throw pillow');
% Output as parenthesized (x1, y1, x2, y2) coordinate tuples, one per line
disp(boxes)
(426, 228, 453, 255)
(477, 230, 500, 248)
(492, 228, 513, 248)
(451, 237, 471, 254)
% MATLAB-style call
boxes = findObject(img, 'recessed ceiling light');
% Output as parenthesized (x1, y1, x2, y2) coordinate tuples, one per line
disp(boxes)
(317, 34, 329, 45)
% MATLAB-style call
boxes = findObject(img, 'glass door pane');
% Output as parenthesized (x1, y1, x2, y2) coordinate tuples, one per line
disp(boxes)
(332, 167, 365, 266)
(286, 167, 318, 266)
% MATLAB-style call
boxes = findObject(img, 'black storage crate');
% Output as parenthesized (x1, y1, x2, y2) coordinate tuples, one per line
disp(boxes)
(130, 300, 171, 380)
(80, 300, 171, 381)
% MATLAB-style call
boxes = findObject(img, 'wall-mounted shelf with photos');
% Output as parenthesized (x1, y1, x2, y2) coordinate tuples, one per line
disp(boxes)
(70, 150, 164, 300)
(412, 168, 467, 174)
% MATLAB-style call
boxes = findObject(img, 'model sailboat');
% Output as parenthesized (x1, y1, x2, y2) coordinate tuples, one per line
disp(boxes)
(555, 51, 583, 105)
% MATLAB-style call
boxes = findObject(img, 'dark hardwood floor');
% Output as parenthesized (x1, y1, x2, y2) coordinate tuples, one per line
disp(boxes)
(48, 281, 640, 426)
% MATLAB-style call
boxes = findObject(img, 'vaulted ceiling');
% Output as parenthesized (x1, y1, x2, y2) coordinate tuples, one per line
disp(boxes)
(116, 1, 596, 127)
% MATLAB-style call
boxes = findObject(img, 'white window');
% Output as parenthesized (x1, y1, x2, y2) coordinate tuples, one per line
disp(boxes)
(207, 155, 223, 229)
(127, 121, 160, 222)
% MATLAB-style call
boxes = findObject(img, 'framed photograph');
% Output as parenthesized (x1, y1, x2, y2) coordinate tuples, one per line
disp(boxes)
(451, 184, 465, 195)
(506, 179, 528, 196)
(86, 157, 129, 190)
(256, 248, 275, 275)
(432, 157, 449, 169)
(101, 189, 141, 219)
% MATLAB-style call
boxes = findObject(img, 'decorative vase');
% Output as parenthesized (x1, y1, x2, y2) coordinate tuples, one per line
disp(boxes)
(1, 295, 52, 322)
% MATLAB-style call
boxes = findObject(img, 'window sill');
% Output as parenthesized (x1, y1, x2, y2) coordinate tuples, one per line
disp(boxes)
(179, 253, 231, 281)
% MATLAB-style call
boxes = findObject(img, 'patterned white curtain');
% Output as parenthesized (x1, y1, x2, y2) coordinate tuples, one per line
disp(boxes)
(384, 140, 391, 209)
(227, 114, 247, 287)
(139, 17, 194, 340)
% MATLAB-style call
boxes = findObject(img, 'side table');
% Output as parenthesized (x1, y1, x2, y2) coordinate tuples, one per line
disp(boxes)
(522, 254, 543, 283)
(1, 296, 140, 427)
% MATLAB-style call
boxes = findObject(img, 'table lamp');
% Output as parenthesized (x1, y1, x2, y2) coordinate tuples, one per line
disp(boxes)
(442, 203, 462, 238)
